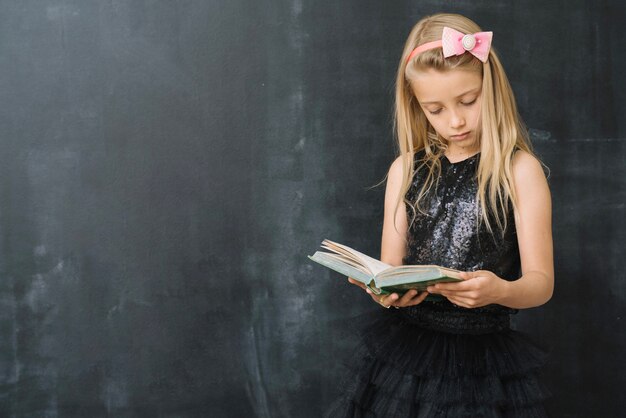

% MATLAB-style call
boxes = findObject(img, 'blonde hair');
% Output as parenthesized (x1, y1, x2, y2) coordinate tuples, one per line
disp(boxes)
(392, 13, 537, 240)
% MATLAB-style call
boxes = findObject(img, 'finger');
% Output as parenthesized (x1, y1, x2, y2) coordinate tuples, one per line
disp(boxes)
(403, 291, 429, 307)
(446, 295, 482, 308)
(396, 289, 419, 305)
(379, 293, 400, 308)
(348, 277, 367, 290)
(369, 293, 383, 304)
(383, 293, 399, 306)
(428, 281, 473, 293)
(439, 291, 479, 300)
(396, 290, 427, 307)
(367, 290, 389, 306)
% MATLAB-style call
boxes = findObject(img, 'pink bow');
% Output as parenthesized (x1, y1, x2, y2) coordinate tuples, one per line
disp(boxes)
(441, 27, 492, 63)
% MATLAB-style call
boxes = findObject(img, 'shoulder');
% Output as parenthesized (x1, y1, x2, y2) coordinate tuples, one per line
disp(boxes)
(510, 150, 551, 208)
(385, 152, 417, 199)
(389, 151, 412, 177)
(390, 154, 405, 171)
(389, 149, 424, 175)
(511, 150, 548, 184)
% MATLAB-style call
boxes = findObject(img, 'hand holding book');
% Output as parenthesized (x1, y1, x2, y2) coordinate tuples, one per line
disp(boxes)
(347, 277, 429, 308)
(308, 239, 464, 303)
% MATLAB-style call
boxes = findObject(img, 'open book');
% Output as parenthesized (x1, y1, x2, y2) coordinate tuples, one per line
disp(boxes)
(308, 239, 463, 300)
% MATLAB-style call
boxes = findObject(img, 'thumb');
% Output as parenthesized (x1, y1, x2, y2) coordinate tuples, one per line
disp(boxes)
(459, 271, 475, 280)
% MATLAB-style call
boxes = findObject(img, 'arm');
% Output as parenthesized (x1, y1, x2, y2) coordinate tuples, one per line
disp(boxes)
(348, 154, 428, 307)
(380, 155, 409, 266)
(427, 151, 554, 309)
(497, 150, 554, 308)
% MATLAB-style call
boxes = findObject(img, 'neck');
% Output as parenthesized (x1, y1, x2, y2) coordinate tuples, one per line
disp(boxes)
(445, 145, 480, 158)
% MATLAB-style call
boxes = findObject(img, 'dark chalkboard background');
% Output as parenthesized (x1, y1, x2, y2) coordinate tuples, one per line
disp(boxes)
(0, 1, 623, 417)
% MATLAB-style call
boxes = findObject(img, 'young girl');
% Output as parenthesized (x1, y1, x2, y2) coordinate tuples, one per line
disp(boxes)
(326, 13, 553, 417)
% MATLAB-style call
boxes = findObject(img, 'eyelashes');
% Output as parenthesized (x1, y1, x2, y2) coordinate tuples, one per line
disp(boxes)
(428, 99, 477, 115)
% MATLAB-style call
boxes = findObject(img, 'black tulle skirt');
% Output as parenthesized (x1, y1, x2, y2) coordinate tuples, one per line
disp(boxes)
(325, 302, 551, 418)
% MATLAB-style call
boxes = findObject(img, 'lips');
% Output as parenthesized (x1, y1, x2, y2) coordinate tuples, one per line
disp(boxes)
(451, 131, 470, 139)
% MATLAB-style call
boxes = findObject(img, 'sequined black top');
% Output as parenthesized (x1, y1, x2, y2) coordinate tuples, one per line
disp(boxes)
(400, 149, 520, 324)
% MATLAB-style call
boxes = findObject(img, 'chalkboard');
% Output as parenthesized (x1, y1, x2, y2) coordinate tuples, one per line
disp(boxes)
(0, 1, 623, 417)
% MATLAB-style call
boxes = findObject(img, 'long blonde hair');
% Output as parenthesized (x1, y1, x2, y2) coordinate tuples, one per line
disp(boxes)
(393, 13, 536, 239)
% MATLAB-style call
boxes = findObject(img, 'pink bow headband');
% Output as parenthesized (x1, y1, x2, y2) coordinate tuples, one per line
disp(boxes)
(406, 26, 493, 64)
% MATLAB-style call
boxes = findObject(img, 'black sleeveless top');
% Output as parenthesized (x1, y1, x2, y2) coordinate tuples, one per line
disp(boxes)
(400, 149, 520, 331)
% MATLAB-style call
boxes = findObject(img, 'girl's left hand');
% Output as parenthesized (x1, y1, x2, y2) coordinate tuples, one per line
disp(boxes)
(426, 270, 507, 308)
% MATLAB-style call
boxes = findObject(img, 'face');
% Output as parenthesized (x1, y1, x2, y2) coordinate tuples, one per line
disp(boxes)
(409, 68, 482, 154)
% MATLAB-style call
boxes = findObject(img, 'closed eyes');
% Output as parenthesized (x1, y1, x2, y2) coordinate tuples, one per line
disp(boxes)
(428, 98, 477, 115)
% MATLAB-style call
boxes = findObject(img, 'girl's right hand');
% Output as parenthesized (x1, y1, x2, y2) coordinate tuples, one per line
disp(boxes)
(347, 277, 429, 308)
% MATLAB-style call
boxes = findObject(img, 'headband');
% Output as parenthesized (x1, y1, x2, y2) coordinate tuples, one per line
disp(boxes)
(406, 26, 493, 64)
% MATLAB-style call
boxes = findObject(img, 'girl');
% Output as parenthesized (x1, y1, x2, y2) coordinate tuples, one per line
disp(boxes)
(327, 13, 553, 417)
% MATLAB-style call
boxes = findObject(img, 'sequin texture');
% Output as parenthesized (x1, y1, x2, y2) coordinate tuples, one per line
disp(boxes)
(402, 149, 521, 315)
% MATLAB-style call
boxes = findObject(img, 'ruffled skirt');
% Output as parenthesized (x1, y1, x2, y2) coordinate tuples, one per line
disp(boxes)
(325, 303, 551, 417)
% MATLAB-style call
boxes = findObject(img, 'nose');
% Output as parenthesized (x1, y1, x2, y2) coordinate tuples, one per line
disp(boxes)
(450, 109, 465, 129)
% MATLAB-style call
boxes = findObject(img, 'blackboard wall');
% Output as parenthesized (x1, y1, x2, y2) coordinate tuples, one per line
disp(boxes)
(0, 1, 623, 417)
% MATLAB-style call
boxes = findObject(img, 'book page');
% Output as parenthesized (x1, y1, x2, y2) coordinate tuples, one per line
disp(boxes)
(320, 241, 367, 272)
(307, 253, 374, 286)
(376, 266, 463, 284)
(322, 239, 391, 276)
(321, 252, 370, 272)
